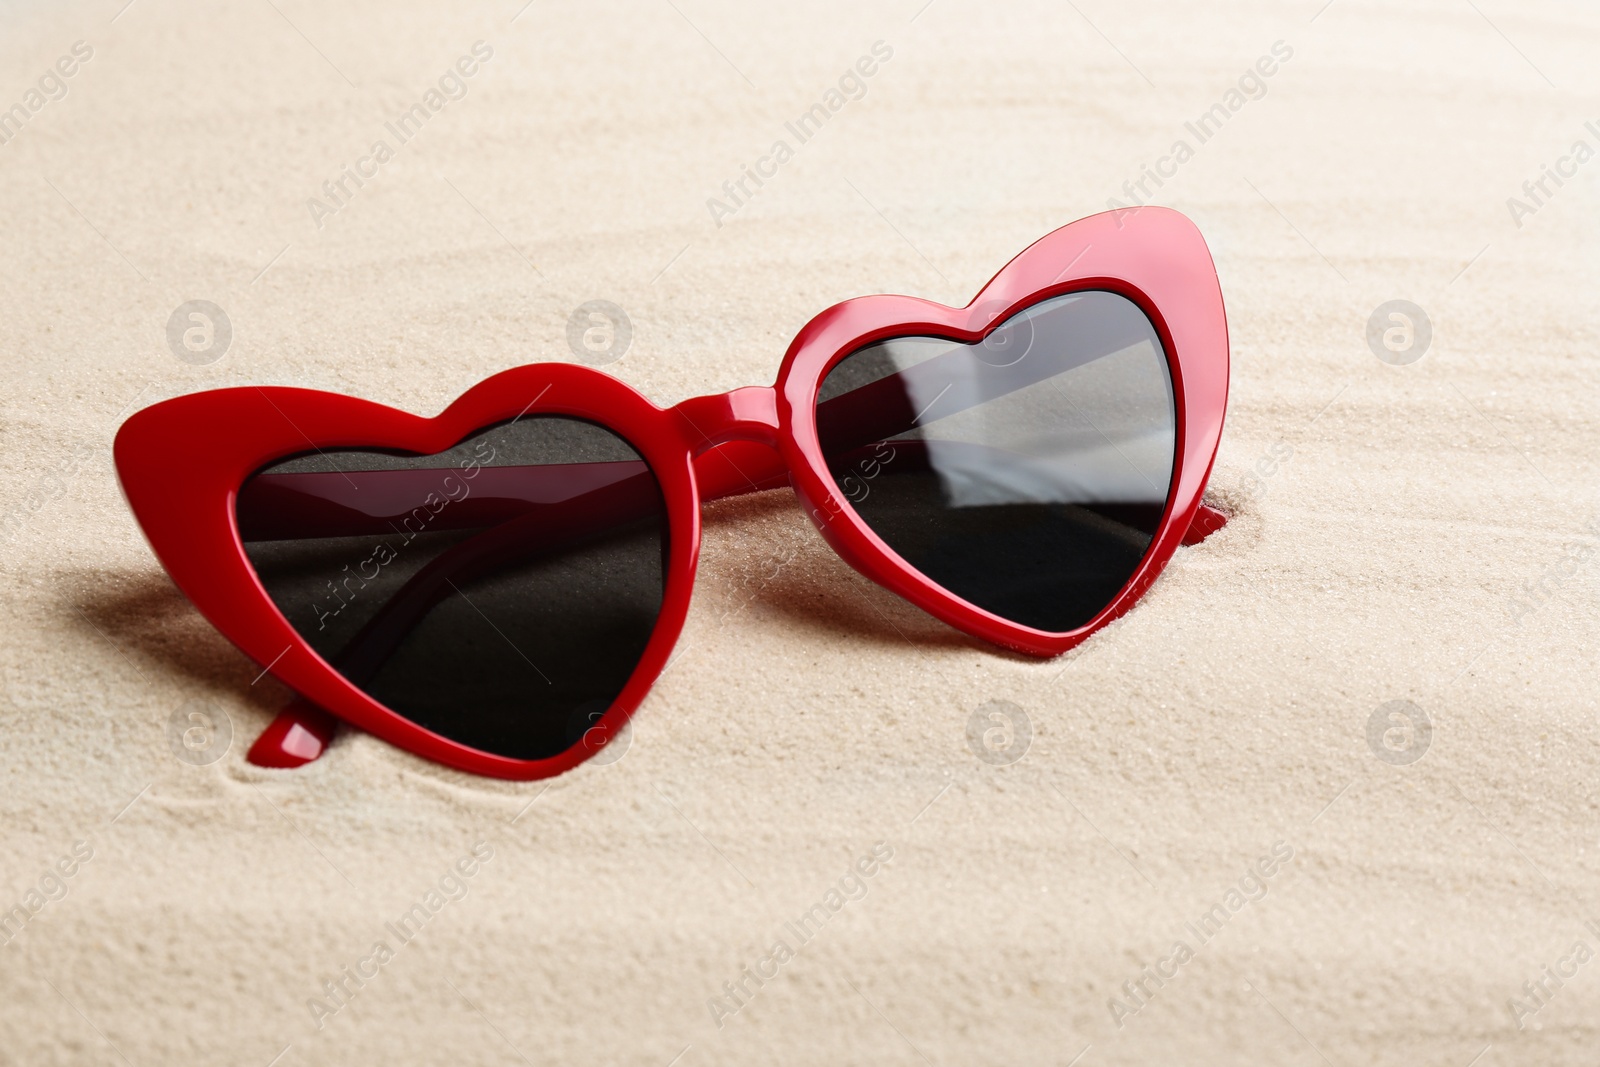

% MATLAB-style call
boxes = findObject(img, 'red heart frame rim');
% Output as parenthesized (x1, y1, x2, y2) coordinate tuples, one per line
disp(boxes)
(114, 205, 1228, 780)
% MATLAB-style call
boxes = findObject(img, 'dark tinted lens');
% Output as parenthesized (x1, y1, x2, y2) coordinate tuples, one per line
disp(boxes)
(237, 416, 666, 760)
(817, 290, 1174, 633)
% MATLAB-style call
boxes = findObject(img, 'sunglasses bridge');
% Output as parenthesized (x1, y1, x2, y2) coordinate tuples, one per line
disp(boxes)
(672, 385, 781, 453)
(670, 386, 797, 501)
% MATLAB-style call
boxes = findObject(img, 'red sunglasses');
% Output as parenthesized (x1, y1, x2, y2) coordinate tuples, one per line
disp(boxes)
(115, 206, 1228, 780)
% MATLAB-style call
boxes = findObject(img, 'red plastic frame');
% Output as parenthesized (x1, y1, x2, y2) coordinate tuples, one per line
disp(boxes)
(114, 206, 1228, 780)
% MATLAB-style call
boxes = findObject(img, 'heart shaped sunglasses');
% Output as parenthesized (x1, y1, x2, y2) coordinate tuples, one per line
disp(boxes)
(115, 206, 1228, 779)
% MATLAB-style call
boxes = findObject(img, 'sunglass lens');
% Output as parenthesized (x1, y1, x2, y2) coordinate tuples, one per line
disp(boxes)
(237, 416, 666, 760)
(816, 290, 1175, 633)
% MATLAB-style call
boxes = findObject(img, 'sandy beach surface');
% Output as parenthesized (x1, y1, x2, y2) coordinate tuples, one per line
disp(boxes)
(3, 0, 1600, 1063)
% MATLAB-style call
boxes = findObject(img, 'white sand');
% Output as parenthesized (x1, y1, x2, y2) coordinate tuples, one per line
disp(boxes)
(3, 0, 1600, 1062)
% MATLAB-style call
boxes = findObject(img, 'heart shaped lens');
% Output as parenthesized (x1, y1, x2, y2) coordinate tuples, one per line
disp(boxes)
(236, 416, 666, 760)
(816, 290, 1175, 633)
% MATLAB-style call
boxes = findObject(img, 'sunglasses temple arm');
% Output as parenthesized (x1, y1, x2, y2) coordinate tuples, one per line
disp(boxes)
(241, 304, 1156, 541)
(300, 438, 1223, 695)
(245, 340, 1226, 767)
(829, 438, 1230, 542)
(248, 697, 340, 767)
(245, 295, 1170, 540)
(238, 442, 792, 542)
(1184, 503, 1228, 543)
